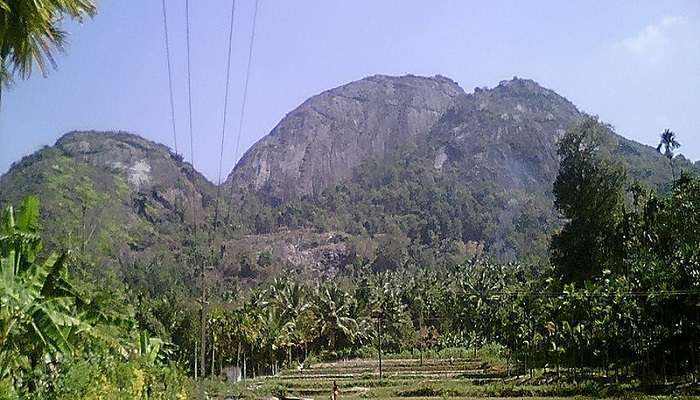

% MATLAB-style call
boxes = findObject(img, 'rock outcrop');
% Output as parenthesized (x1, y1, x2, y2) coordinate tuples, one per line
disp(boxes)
(0, 131, 216, 266)
(1, 74, 695, 276)
(225, 74, 464, 201)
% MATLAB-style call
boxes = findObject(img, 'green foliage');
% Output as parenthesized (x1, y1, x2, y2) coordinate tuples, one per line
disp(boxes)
(232, 146, 559, 267)
(32, 347, 188, 400)
(551, 117, 627, 283)
(5, 164, 700, 395)
(0, 196, 92, 388)
(0, 0, 96, 91)
(514, 147, 700, 381)
(199, 170, 700, 389)
(0, 197, 189, 398)
(312, 281, 363, 350)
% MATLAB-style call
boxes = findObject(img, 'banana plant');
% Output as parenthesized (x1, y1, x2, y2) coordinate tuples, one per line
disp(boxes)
(455, 260, 507, 351)
(0, 197, 93, 385)
(0, 196, 130, 392)
(135, 330, 167, 365)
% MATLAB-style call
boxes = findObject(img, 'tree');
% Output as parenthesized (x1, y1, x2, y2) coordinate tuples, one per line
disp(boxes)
(311, 282, 359, 352)
(455, 260, 507, 353)
(266, 276, 312, 366)
(0, 0, 96, 103)
(369, 274, 413, 352)
(656, 129, 681, 181)
(551, 117, 627, 284)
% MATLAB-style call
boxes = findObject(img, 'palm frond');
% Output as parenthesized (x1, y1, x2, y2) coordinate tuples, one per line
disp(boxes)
(0, 0, 95, 86)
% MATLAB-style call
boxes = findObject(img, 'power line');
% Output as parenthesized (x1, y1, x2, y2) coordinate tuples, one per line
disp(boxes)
(235, 0, 259, 162)
(213, 0, 238, 228)
(185, 0, 196, 191)
(161, 0, 178, 155)
(184, 0, 205, 381)
(184, 0, 198, 244)
(226, 0, 259, 225)
(205, 2, 238, 379)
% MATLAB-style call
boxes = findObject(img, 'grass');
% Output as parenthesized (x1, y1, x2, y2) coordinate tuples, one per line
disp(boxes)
(191, 352, 700, 400)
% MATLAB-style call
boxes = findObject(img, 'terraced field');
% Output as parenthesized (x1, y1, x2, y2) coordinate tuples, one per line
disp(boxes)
(201, 355, 696, 399)
(266, 358, 506, 399)
(213, 356, 629, 400)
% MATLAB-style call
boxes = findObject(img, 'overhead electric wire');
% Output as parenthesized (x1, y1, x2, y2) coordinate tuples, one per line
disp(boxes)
(183, 0, 206, 382)
(234, 0, 259, 162)
(163, 0, 251, 382)
(185, 0, 196, 213)
(161, 0, 178, 155)
(225, 0, 259, 225)
(213, 0, 238, 228)
(184, 0, 199, 245)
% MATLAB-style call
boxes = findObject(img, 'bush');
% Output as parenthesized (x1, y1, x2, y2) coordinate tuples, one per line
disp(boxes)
(29, 350, 189, 400)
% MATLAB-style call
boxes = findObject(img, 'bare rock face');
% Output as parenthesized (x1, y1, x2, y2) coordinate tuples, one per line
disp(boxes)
(56, 131, 205, 191)
(225, 75, 588, 203)
(223, 229, 353, 281)
(220, 74, 687, 262)
(55, 131, 216, 224)
(429, 77, 583, 189)
(225, 74, 464, 201)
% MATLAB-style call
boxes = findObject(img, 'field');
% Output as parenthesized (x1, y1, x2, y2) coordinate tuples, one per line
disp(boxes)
(198, 351, 700, 400)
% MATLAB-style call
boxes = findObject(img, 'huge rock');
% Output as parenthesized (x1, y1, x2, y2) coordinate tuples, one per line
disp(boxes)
(225, 74, 464, 202)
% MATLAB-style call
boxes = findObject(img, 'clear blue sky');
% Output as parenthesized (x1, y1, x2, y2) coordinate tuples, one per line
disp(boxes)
(1, 0, 698, 182)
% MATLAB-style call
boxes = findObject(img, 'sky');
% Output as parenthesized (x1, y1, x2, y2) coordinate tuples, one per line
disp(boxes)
(1, 0, 699, 182)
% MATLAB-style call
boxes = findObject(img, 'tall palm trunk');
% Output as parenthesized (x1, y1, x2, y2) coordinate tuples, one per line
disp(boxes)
(237, 342, 241, 370)
(670, 159, 676, 183)
(211, 337, 215, 378)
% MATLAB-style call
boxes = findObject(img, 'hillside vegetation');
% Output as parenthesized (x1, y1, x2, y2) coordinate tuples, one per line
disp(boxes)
(1, 75, 699, 397)
(3, 76, 694, 285)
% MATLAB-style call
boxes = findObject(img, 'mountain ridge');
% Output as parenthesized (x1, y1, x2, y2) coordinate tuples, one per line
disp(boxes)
(0, 74, 696, 278)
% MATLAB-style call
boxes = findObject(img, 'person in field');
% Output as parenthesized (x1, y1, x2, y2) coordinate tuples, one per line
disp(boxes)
(332, 380, 339, 400)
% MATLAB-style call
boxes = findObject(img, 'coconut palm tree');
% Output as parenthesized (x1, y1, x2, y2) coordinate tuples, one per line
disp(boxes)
(0, 0, 96, 103)
(268, 275, 310, 323)
(267, 276, 313, 365)
(212, 307, 259, 377)
(369, 275, 413, 352)
(656, 129, 681, 181)
(259, 305, 284, 375)
(312, 282, 359, 352)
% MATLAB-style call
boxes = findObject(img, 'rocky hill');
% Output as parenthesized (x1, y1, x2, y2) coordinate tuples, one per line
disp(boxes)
(225, 74, 464, 202)
(1, 75, 696, 282)
(0, 131, 216, 272)
(224, 75, 693, 262)
(226, 75, 684, 203)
